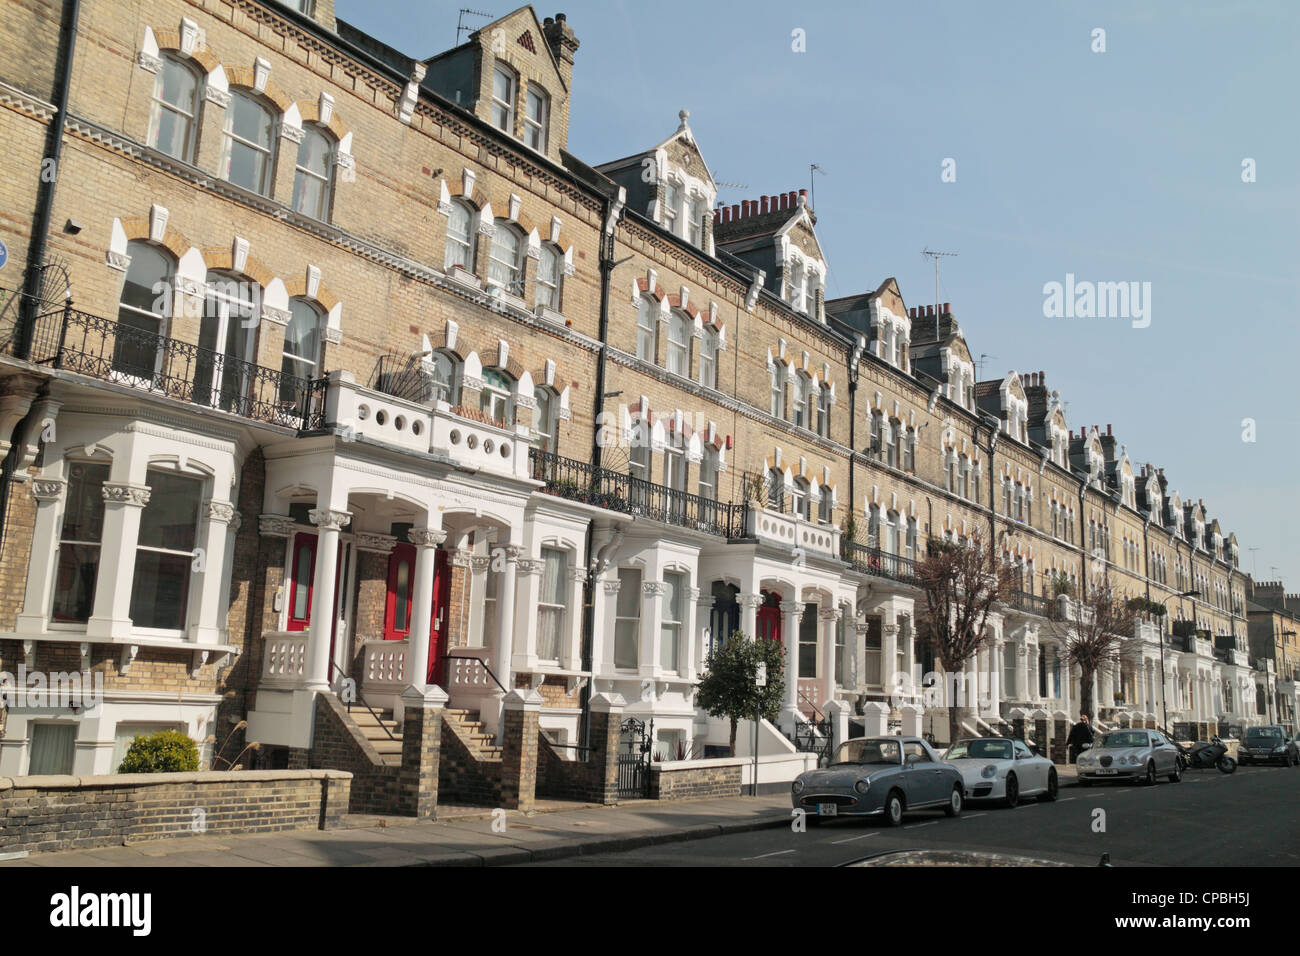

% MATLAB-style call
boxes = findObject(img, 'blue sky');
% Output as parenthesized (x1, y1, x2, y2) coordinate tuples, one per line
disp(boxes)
(338, 0, 1300, 587)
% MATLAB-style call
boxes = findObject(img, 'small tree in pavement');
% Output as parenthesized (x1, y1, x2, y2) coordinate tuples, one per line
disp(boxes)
(695, 630, 786, 756)
(1048, 574, 1137, 719)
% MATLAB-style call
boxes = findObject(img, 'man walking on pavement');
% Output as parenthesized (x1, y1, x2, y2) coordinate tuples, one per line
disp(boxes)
(1067, 712, 1095, 763)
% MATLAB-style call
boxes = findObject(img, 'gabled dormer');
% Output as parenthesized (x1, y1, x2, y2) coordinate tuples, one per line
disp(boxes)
(1185, 500, 1207, 550)
(1069, 426, 1105, 487)
(909, 304, 975, 412)
(825, 277, 910, 371)
(976, 371, 1028, 444)
(1139, 464, 1163, 525)
(714, 189, 828, 320)
(1025, 372, 1068, 466)
(423, 7, 577, 165)
(1114, 447, 1136, 510)
(596, 110, 717, 254)
(1167, 490, 1184, 538)
(1207, 518, 1223, 560)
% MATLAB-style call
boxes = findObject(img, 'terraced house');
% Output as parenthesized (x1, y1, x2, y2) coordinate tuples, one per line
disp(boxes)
(0, 0, 1264, 798)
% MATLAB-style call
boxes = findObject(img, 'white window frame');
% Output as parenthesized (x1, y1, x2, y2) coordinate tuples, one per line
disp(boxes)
(491, 63, 517, 133)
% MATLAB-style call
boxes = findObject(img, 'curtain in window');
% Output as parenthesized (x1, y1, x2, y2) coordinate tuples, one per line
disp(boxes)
(614, 568, 641, 669)
(660, 573, 683, 671)
(28, 723, 76, 775)
(537, 549, 567, 660)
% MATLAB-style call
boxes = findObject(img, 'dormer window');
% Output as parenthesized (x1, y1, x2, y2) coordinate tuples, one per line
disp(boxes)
(686, 196, 703, 246)
(491, 64, 517, 133)
(524, 84, 549, 151)
(662, 182, 679, 233)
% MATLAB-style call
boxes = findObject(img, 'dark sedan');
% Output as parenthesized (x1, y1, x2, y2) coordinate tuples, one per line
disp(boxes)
(1237, 726, 1300, 766)
(791, 736, 964, 827)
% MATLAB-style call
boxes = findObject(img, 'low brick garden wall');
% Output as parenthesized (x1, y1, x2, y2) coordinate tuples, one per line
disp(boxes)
(0, 769, 351, 856)
(648, 758, 743, 800)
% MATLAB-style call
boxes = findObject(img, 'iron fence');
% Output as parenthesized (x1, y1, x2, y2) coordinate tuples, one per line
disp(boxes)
(842, 540, 922, 586)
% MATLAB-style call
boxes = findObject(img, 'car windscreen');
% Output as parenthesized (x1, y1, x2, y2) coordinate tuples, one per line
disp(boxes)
(1097, 731, 1148, 749)
(832, 739, 901, 766)
(1245, 729, 1282, 741)
(947, 739, 1012, 760)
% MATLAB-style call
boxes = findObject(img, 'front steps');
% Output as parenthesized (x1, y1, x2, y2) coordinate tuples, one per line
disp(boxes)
(348, 707, 402, 766)
(444, 708, 503, 760)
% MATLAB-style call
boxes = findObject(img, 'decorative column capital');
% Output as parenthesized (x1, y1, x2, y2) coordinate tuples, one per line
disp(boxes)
(602, 579, 622, 595)
(308, 508, 352, 531)
(738, 593, 764, 609)
(643, 581, 666, 596)
(354, 531, 397, 553)
(819, 607, 843, 622)
(228, 511, 243, 534)
(515, 558, 545, 577)
(448, 548, 473, 569)
(102, 482, 151, 507)
(408, 527, 447, 548)
(568, 567, 589, 584)
(31, 478, 65, 502)
(202, 499, 237, 524)
(258, 513, 297, 537)
(779, 600, 803, 616)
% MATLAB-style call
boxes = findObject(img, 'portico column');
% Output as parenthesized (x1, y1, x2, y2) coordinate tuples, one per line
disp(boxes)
(406, 527, 447, 689)
(686, 587, 705, 681)
(86, 482, 153, 639)
(694, 588, 715, 674)
(819, 606, 840, 709)
(780, 599, 802, 730)
(495, 545, 522, 685)
(881, 618, 898, 693)
(192, 499, 237, 645)
(306, 508, 351, 690)
(16, 478, 67, 634)
(739, 592, 762, 639)
(596, 577, 621, 672)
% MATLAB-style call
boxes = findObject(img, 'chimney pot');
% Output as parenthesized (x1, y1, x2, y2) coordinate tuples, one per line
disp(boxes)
(731, 204, 740, 220)
(760, 196, 769, 214)
(926, 305, 935, 317)
(1107, 424, 1112, 436)
(943, 302, 950, 314)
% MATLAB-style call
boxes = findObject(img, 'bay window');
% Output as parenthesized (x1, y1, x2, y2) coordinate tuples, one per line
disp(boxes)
(129, 470, 202, 631)
(614, 567, 642, 669)
(660, 572, 685, 672)
(537, 548, 568, 661)
(52, 462, 110, 623)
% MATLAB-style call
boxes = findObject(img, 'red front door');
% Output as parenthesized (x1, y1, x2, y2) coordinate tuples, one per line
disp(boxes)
(757, 590, 782, 643)
(383, 545, 451, 684)
(287, 531, 345, 669)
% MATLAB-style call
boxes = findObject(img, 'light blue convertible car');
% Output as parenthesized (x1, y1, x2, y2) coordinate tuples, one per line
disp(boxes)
(791, 736, 965, 826)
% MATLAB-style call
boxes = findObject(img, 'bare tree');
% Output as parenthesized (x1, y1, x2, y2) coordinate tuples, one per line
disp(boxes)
(916, 539, 1019, 744)
(1046, 575, 1137, 719)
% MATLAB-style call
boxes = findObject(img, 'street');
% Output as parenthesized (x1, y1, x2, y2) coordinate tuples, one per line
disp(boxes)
(518, 765, 1300, 866)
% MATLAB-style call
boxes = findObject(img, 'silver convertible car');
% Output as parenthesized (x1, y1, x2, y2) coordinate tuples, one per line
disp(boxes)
(943, 737, 1059, 806)
(1076, 728, 1182, 785)
(791, 736, 965, 826)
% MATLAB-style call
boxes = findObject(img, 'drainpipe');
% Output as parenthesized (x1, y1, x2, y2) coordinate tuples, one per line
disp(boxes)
(18, 0, 81, 360)
(577, 186, 624, 750)
(846, 335, 864, 538)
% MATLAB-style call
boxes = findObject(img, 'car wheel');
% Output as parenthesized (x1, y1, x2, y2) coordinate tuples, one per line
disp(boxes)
(944, 785, 962, 817)
(1143, 762, 1157, 786)
(1168, 763, 1182, 783)
(1004, 773, 1020, 808)
(1039, 768, 1059, 802)
(885, 790, 905, 827)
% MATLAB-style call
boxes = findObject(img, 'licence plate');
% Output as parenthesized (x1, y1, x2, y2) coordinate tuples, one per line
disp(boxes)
(817, 803, 838, 817)
(1096, 768, 1117, 775)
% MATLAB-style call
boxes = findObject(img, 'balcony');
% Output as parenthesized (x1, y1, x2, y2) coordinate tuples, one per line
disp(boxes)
(1005, 589, 1051, 618)
(529, 449, 749, 538)
(327, 372, 531, 480)
(751, 507, 841, 559)
(22, 299, 324, 429)
(843, 541, 921, 587)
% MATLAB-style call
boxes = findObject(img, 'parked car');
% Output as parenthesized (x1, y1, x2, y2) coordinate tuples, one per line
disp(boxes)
(791, 736, 964, 826)
(942, 736, 1059, 806)
(1076, 728, 1182, 785)
(1237, 725, 1300, 766)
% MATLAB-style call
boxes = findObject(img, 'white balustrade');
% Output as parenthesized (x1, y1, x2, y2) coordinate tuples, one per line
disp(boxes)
(262, 631, 309, 683)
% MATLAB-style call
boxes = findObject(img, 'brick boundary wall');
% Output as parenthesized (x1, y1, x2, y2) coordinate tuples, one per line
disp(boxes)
(438, 714, 502, 806)
(535, 708, 621, 804)
(308, 693, 402, 814)
(648, 758, 744, 801)
(0, 769, 351, 855)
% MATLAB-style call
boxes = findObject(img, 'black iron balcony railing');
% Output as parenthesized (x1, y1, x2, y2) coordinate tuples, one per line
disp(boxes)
(529, 448, 749, 539)
(1006, 589, 1051, 617)
(842, 540, 922, 586)
(21, 299, 325, 430)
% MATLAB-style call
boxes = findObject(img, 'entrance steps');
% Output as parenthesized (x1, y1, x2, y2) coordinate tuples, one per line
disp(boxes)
(348, 707, 402, 767)
(443, 708, 503, 761)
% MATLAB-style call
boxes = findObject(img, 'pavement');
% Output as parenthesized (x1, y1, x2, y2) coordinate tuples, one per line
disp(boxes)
(0, 794, 796, 867)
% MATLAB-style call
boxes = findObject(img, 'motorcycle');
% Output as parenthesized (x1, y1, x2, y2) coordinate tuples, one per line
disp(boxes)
(1174, 735, 1236, 774)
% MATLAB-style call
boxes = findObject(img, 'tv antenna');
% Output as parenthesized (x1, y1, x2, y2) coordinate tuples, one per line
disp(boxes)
(976, 353, 997, 382)
(809, 163, 826, 212)
(456, 9, 494, 45)
(922, 248, 957, 338)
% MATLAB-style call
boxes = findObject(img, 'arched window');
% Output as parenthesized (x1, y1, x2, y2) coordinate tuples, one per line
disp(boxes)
(491, 63, 517, 132)
(789, 479, 807, 523)
(792, 373, 809, 429)
(222, 90, 276, 195)
(114, 241, 173, 383)
(636, 297, 656, 361)
(698, 445, 718, 501)
(767, 467, 784, 511)
(666, 311, 689, 376)
(444, 200, 476, 272)
(428, 350, 461, 406)
(487, 223, 524, 296)
(699, 327, 718, 389)
(769, 364, 785, 419)
(524, 83, 550, 151)
(816, 385, 831, 437)
(535, 243, 563, 310)
(281, 299, 323, 399)
(197, 271, 260, 411)
(479, 368, 515, 425)
(291, 124, 335, 220)
(147, 55, 199, 162)
(533, 386, 557, 454)
(818, 486, 833, 524)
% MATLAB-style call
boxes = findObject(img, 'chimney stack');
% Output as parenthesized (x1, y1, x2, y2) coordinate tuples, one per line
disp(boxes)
(943, 302, 950, 314)
(541, 15, 580, 103)
(760, 195, 769, 214)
